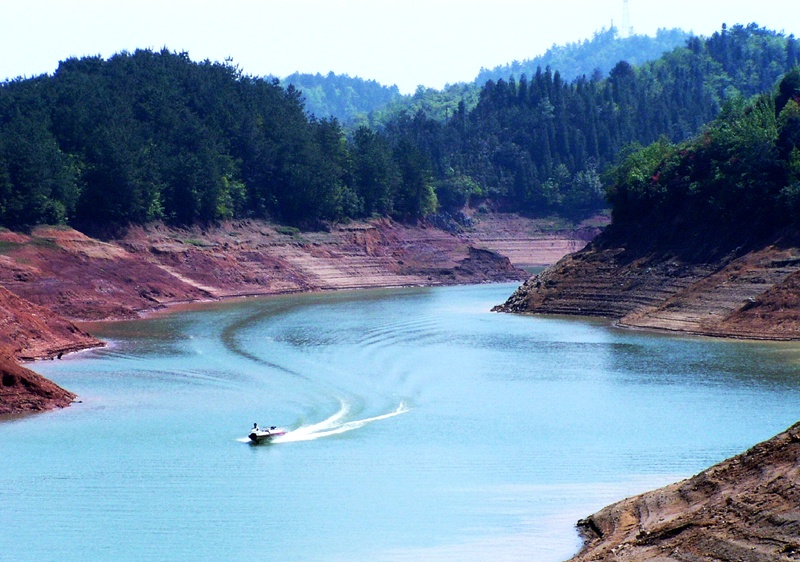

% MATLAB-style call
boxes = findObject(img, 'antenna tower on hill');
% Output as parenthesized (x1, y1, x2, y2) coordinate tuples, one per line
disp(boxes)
(622, 0, 633, 37)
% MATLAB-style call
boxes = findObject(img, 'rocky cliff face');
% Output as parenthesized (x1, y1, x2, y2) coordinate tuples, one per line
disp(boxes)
(495, 231, 800, 340)
(568, 421, 800, 561)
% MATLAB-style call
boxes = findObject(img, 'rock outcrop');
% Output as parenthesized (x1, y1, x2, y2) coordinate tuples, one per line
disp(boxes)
(568, 421, 800, 561)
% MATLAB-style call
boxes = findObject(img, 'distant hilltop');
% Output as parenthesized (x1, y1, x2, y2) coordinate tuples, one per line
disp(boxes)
(282, 26, 692, 123)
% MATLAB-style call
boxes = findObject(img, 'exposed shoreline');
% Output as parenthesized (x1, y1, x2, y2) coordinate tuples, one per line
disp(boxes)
(566, 421, 800, 561)
(494, 228, 800, 559)
(495, 230, 800, 341)
(0, 213, 596, 415)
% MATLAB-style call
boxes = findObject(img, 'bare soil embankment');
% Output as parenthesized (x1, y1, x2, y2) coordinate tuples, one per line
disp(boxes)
(0, 215, 596, 323)
(0, 282, 98, 414)
(567, 421, 800, 562)
(465, 213, 601, 267)
(495, 228, 800, 560)
(495, 229, 800, 340)
(0, 282, 101, 361)
(0, 351, 76, 415)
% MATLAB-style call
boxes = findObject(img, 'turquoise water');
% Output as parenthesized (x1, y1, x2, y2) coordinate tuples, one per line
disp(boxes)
(3, 283, 800, 561)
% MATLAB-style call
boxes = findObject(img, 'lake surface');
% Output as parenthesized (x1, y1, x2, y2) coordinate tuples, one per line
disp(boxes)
(3, 283, 800, 561)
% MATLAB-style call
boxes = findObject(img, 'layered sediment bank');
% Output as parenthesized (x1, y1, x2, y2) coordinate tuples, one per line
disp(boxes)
(495, 228, 800, 559)
(568, 421, 800, 561)
(496, 233, 800, 340)
(0, 217, 574, 323)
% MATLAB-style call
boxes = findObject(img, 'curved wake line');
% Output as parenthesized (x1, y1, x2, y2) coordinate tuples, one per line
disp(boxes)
(272, 401, 410, 443)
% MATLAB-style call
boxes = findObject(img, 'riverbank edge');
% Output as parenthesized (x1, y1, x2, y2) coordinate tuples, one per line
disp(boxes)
(567, 420, 800, 561)
(495, 231, 800, 341)
(3, 217, 799, 560)
(1, 213, 598, 415)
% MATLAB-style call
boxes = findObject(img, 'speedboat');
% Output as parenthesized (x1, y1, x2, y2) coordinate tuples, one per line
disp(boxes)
(248, 425, 287, 444)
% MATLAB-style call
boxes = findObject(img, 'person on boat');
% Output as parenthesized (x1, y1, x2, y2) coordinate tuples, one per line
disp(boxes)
(252, 422, 260, 432)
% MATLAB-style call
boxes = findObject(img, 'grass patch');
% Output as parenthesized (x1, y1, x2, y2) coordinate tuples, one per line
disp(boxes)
(275, 225, 300, 236)
(30, 237, 59, 250)
(0, 240, 22, 254)
(274, 225, 307, 242)
(182, 238, 213, 247)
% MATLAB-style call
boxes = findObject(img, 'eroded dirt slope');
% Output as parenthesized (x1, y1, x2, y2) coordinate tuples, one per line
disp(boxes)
(465, 212, 602, 267)
(0, 214, 591, 415)
(0, 284, 101, 361)
(0, 215, 588, 323)
(568, 421, 800, 561)
(118, 218, 528, 300)
(0, 227, 213, 320)
(496, 235, 800, 340)
(0, 284, 97, 415)
(0, 349, 76, 415)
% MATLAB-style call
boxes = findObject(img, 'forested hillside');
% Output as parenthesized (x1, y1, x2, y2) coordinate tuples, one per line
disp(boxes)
(280, 71, 402, 122)
(476, 27, 690, 85)
(307, 27, 689, 127)
(383, 24, 800, 219)
(605, 67, 800, 249)
(0, 25, 797, 233)
(0, 50, 436, 230)
(495, 68, 800, 343)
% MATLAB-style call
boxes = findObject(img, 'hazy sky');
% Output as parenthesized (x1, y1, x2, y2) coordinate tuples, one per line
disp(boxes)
(1, 0, 796, 94)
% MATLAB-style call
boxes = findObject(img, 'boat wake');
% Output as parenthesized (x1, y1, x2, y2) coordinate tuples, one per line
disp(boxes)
(271, 400, 410, 443)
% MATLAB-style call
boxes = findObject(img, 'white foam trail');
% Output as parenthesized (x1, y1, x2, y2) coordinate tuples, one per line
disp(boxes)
(272, 401, 409, 443)
(292, 400, 351, 435)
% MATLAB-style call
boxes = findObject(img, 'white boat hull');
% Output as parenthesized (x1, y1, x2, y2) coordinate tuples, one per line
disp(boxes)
(248, 427, 287, 443)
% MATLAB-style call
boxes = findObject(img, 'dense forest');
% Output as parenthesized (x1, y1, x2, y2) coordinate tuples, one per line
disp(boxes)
(605, 67, 800, 249)
(0, 50, 437, 230)
(0, 25, 798, 233)
(379, 24, 800, 219)
(287, 27, 690, 127)
(279, 72, 402, 122)
(475, 27, 691, 85)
